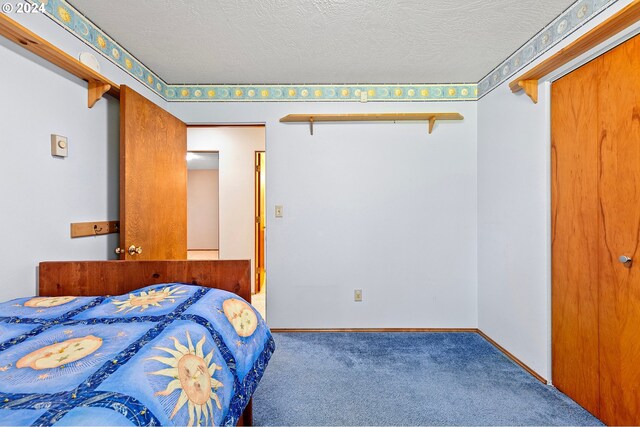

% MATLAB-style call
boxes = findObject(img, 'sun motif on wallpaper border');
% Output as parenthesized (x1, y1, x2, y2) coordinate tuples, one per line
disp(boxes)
(149, 332, 223, 427)
(112, 286, 186, 313)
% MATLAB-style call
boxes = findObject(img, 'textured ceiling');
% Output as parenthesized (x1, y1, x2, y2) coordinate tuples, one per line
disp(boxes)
(67, 0, 576, 85)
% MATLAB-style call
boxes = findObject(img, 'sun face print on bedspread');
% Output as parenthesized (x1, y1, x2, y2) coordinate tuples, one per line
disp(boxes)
(95, 320, 235, 427)
(16, 335, 103, 370)
(222, 299, 258, 338)
(112, 286, 186, 314)
(72, 284, 196, 320)
(0, 322, 154, 394)
(150, 332, 224, 426)
(24, 296, 77, 308)
(0, 296, 98, 320)
(183, 289, 271, 384)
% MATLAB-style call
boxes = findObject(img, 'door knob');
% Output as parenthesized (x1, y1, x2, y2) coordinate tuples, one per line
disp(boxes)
(114, 245, 142, 256)
(127, 245, 142, 256)
(619, 255, 632, 267)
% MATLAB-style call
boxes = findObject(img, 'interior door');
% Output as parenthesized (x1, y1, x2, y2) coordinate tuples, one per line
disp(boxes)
(119, 85, 187, 260)
(597, 34, 640, 426)
(255, 151, 266, 292)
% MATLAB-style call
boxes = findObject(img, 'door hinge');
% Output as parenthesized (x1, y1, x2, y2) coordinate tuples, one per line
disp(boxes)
(256, 216, 261, 224)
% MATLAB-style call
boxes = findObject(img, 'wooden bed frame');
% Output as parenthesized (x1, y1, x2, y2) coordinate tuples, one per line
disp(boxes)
(38, 259, 254, 426)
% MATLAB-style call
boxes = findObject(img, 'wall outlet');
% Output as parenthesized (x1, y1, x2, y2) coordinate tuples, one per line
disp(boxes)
(354, 289, 362, 302)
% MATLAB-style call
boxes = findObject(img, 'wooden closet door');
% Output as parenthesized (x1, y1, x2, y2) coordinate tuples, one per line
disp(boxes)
(597, 34, 640, 426)
(551, 55, 602, 418)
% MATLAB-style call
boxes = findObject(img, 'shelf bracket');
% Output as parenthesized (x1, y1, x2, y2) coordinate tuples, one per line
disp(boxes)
(517, 80, 538, 104)
(428, 117, 436, 134)
(309, 117, 314, 135)
(88, 80, 111, 108)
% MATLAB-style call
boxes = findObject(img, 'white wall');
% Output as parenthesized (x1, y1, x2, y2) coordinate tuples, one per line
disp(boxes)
(188, 127, 265, 294)
(477, 82, 552, 379)
(477, 0, 637, 381)
(173, 102, 478, 329)
(187, 169, 219, 249)
(0, 12, 163, 301)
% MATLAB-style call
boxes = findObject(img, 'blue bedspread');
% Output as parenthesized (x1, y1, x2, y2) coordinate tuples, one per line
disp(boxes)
(0, 284, 275, 426)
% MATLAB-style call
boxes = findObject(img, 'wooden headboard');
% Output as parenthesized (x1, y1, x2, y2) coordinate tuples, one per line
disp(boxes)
(38, 260, 251, 301)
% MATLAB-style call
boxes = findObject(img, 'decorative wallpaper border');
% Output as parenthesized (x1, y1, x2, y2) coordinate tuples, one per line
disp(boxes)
(29, 0, 620, 102)
(477, 0, 618, 98)
(165, 84, 478, 102)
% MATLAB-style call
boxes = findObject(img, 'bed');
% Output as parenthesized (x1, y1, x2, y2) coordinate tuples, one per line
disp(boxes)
(0, 260, 274, 426)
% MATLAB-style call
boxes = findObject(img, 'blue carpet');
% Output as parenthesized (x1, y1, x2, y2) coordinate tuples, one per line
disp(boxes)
(253, 332, 602, 426)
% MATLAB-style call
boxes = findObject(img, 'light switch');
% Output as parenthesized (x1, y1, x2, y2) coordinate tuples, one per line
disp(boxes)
(275, 205, 283, 218)
(51, 134, 68, 157)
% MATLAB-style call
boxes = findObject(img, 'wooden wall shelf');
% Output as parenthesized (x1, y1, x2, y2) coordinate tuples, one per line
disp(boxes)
(280, 113, 464, 135)
(0, 13, 120, 108)
(510, 0, 640, 103)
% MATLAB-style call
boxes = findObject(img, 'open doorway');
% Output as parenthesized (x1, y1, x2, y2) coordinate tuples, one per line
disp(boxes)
(186, 152, 219, 260)
(186, 126, 266, 320)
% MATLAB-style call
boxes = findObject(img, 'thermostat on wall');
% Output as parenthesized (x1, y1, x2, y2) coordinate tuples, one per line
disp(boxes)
(51, 134, 68, 157)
